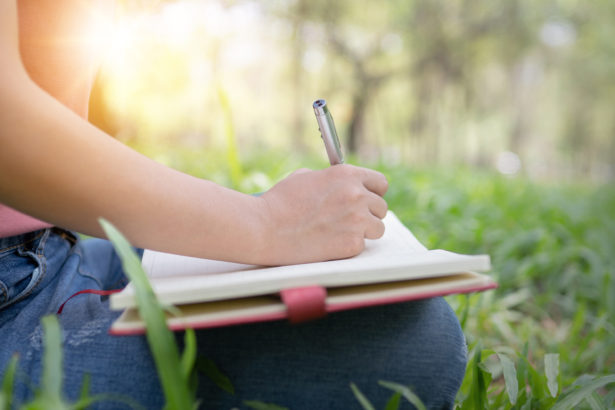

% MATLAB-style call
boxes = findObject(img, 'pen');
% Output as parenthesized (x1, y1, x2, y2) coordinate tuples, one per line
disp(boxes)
(313, 99, 344, 165)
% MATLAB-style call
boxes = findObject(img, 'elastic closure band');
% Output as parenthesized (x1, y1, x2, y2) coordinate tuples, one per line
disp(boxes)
(57, 289, 122, 314)
(280, 286, 327, 324)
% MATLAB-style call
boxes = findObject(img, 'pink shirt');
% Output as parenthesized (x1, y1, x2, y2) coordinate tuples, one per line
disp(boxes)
(0, 0, 113, 238)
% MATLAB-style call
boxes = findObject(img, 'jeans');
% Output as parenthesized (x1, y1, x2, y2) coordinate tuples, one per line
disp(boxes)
(0, 228, 467, 409)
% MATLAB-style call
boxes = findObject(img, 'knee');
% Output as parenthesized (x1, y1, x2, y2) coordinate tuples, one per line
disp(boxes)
(398, 297, 468, 407)
(326, 298, 468, 408)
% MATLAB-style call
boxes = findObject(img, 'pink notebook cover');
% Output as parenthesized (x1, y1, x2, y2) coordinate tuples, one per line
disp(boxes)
(110, 275, 497, 336)
(109, 212, 497, 335)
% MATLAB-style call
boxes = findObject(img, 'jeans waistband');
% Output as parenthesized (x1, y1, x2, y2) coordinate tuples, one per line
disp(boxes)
(0, 230, 46, 251)
(0, 228, 77, 252)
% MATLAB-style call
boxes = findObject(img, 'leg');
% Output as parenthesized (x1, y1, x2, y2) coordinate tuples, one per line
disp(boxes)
(1, 230, 164, 409)
(2, 229, 467, 409)
(192, 297, 467, 409)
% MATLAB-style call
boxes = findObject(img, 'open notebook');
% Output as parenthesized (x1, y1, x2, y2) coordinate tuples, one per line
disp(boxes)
(110, 212, 496, 334)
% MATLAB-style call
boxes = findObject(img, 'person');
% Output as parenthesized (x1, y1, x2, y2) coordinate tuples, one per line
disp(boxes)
(0, 1, 467, 408)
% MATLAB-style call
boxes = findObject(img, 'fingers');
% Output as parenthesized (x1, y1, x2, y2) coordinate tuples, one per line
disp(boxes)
(331, 164, 388, 196)
(367, 190, 388, 219)
(326, 165, 388, 239)
(354, 168, 387, 239)
(358, 167, 388, 197)
(364, 214, 386, 239)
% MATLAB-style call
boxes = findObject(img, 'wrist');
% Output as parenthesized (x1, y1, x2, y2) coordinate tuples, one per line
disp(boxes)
(246, 195, 276, 265)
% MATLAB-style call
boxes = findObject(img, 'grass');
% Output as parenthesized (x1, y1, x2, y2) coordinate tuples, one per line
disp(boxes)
(381, 165, 615, 408)
(1, 156, 614, 408)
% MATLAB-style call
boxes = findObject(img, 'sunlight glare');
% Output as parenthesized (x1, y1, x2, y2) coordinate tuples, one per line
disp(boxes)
(97, 0, 279, 146)
(160, 2, 199, 47)
(105, 18, 138, 76)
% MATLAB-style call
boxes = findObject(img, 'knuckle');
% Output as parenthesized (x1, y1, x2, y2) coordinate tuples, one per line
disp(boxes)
(364, 218, 385, 240)
(344, 186, 365, 203)
(348, 209, 366, 225)
(342, 235, 364, 256)
(336, 164, 356, 178)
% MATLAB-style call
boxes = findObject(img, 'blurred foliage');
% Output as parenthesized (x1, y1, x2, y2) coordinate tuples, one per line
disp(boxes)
(381, 164, 614, 369)
(108, 137, 615, 403)
(239, 153, 615, 406)
(384, 162, 615, 407)
(84, 0, 615, 406)
(92, 0, 615, 182)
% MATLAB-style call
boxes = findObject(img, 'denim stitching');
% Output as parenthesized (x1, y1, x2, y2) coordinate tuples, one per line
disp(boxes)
(0, 232, 48, 311)
(72, 246, 104, 289)
(9, 230, 50, 306)
(0, 282, 7, 303)
(0, 231, 45, 255)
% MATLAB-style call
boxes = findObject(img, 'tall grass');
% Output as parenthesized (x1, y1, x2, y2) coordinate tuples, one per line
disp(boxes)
(2, 161, 613, 408)
(100, 220, 198, 410)
(102, 162, 615, 408)
(381, 166, 615, 408)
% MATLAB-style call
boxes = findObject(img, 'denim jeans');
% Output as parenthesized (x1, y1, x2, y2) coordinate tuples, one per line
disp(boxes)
(0, 228, 467, 409)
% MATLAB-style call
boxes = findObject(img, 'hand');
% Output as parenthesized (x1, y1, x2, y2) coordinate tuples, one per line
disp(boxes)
(259, 164, 388, 265)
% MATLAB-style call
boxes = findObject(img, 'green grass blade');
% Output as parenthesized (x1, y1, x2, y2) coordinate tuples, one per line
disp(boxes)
(520, 354, 547, 400)
(349, 383, 376, 410)
(544, 353, 559, 398)
(217, 85, 243, 189)
(73, 393, 147, 410)
(100, 219, 193, 410)
(604, 388, 615, 407)
(1, 354, 18, 409)
(180, 329, 197, 382)
(378, 381, 426, 410)
(384, 392, 401, 410)
(78, 373, 90, 404)
(72, 373, 92, 410)
(458, 294, 470, 330)
(40, 315, 64, 403)
(585, 391, 607, 410)
(552, 375, 615, 410)
(196, 357, 235, 395)
(464, 343, 489, 410)
(242, 400, 288, 410)
(519, 395, 533, 410)
(516, 342, 529, 390)
(497, 353, 518, 405)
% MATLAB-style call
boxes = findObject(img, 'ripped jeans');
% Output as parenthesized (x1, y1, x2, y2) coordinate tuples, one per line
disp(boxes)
(0, 228, 467, 409)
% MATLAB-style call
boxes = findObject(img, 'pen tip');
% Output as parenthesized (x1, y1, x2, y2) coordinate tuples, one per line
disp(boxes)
(313, 99, 326, 108)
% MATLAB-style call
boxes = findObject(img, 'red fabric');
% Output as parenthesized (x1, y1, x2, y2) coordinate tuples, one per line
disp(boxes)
(57, 289, 122, 314)
(280, 286, 327, 324)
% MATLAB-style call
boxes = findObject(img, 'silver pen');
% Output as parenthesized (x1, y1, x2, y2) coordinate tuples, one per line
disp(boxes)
(313, 99, 344, 165)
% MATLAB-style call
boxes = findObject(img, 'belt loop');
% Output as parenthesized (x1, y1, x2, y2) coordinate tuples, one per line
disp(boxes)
(51, 228, 79, 246)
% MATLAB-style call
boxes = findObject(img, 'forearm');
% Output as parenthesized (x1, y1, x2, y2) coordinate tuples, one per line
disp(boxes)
(0, 71, 267, 263)
(1, 0, 389, 267)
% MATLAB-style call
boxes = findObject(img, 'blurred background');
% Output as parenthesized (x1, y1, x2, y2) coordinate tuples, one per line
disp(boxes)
(90, 0, 614, 185)
(88, 0, 614, 405)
